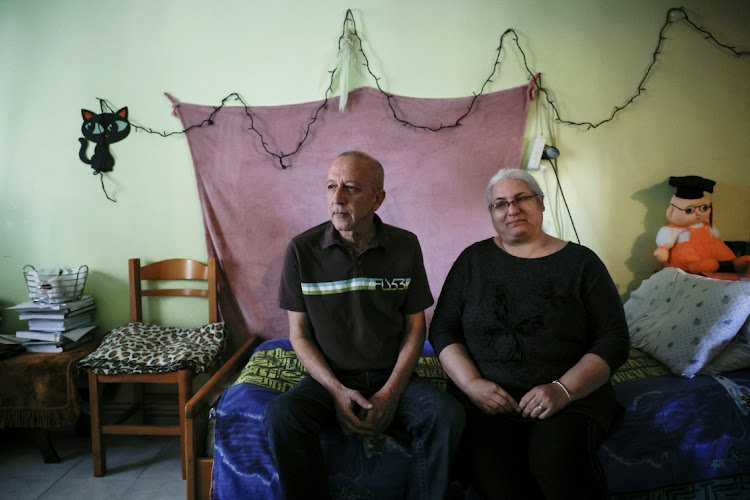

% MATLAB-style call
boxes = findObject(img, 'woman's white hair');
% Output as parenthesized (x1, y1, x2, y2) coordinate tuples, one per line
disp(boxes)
(486, 168, 545, 204)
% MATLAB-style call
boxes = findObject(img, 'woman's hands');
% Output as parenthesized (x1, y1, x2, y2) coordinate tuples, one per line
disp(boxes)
(437, 343, 576, 419)
(519, 382, 571, 419)
(466, 379, 572, 419)
(438, 343, 520, 415)
(518, 353, 611, 419)
(465, 378, 520, 415)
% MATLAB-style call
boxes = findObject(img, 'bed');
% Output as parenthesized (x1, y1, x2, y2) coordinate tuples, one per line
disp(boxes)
(185, 267, 750, 500)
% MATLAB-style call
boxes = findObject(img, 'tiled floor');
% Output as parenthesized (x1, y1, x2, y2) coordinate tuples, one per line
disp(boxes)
(0, 427, 185, 500)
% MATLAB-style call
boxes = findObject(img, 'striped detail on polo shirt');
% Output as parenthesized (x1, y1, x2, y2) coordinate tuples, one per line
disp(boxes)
(301, 277, 411, 295)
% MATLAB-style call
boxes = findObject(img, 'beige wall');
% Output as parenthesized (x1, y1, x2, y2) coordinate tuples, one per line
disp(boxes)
(1, 0, 748, 335)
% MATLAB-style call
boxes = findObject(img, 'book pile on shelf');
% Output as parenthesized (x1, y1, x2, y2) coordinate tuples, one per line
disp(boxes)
(0, 306, 28, 359)
(8, 295, 97, 353)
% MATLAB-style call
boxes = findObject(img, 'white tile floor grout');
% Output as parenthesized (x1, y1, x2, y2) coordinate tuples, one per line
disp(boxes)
(0, 427, 185, 500)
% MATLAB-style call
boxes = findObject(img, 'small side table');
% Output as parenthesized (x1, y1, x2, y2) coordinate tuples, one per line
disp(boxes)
(0, 341, 97, 462)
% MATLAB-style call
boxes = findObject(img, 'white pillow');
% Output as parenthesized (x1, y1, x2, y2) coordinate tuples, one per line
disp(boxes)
(699, 314, 750, 375)
(625, 268, 750, 378)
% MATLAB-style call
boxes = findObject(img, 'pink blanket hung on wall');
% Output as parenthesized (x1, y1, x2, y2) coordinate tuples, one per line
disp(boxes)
(173, 84, 531, 350)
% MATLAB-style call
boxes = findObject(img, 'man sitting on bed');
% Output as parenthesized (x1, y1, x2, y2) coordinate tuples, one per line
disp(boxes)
(264, 150, 465, 499)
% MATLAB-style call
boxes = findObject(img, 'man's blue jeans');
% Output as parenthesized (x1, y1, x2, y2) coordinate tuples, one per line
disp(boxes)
(264, 369, 465, 499)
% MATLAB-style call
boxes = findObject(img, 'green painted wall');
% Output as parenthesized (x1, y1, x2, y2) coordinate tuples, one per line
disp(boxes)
(1, 0, 748, 336)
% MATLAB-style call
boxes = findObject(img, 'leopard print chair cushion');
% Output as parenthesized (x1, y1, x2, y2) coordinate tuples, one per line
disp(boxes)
(78, 322, 225, 375)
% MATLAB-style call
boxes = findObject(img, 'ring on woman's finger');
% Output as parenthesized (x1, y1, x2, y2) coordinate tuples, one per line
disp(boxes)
(536, 404, 545, 411)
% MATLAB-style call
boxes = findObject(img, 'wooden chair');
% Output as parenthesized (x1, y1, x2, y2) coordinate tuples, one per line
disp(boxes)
(85, 258, 220, 479)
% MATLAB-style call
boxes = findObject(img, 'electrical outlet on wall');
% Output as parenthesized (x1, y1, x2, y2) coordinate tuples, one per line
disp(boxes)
(522, 136, 546, 171)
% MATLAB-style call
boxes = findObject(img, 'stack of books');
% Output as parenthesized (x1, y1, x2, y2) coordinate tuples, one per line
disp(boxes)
(0, 305, 28, 359)
(8, 295, 97, 353)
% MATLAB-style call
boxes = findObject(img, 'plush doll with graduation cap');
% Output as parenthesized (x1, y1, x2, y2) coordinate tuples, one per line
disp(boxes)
(654, 175, 750, 275)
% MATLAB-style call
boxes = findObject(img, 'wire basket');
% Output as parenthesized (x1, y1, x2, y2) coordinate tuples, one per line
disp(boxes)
(23, 265, 89, 304)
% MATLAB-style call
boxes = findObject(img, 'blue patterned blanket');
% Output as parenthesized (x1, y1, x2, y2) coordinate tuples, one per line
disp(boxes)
(601, 349, 750, 495)
(212, 340, 750, 499)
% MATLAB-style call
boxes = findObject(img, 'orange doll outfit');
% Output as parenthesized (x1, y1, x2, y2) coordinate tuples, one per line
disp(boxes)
(656, 223, 737, 273)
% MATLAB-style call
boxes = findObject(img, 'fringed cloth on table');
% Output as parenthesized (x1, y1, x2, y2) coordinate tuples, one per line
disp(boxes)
(0, 342, 97, 429)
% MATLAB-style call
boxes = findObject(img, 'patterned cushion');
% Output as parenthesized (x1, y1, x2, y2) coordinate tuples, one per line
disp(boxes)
(610, 346, 670, 386)
(625, 268, 750, 378)
(78, 322, 225, 375)
(231, 339, 448, 392)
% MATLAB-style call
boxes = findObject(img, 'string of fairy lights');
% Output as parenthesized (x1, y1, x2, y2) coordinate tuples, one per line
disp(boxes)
(96, 6, 747, 172)
(538, 7, 748, 130)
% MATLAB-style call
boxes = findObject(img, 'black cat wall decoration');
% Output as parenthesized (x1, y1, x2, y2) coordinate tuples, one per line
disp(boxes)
(78, 106, 130, 202)
(79, 107, 131, 173)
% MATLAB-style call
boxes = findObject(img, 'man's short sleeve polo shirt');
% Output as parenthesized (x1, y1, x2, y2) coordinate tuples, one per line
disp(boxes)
(278, 215, 433, 371)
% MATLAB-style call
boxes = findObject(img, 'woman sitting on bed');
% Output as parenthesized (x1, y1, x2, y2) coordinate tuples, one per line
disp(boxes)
(429, 168, 630, 499)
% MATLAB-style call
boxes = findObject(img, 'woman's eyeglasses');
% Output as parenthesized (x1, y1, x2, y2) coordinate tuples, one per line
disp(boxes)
(488, 194, 539, 213)
(670, 203, 711, 215)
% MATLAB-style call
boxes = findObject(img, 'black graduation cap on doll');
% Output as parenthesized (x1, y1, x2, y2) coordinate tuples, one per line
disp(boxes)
(668, 175, 716, 200)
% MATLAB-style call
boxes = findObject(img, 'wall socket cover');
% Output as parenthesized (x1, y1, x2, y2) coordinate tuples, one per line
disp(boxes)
(522, 136, 546, 170)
